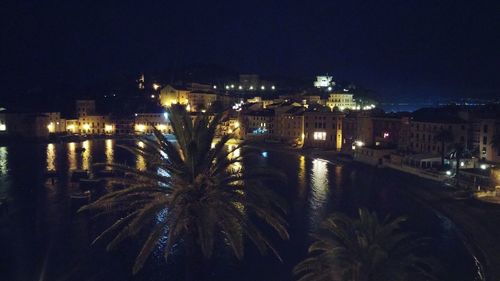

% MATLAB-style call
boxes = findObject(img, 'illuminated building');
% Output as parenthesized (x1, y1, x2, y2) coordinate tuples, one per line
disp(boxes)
(159, 85, 190, 107)
(303, 107, 344, 150)
(313, 75, 335, 88)
(134, 112, 172, 134)
(275, 106, 305, 145)
(326, 93, 356, 110)
(243, 109, 275, 137)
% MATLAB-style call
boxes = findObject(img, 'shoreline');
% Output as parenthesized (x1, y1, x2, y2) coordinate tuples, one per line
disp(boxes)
(258, 143, 494, 281)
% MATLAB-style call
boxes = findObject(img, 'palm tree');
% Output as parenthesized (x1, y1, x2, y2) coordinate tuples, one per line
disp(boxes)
(434, 129, 454, 168)
(80, 105, 289, 280)
(294, 209, 436, 281)
(451, 142, 466, 187)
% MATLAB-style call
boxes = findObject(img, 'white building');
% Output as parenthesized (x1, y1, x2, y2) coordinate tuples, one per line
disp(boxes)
(314, 76, 335, 89)
(326, 93, 356, 110)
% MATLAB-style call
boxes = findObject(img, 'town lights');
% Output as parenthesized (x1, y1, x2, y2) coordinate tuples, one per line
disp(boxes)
(225, 85, 230, 90)
(328, 86, 332, 91)
(480, 164, 488, 170)
(150, 94, 155, 98)
(260, 86, 265, 90)
(249, 86, 254, 90)
(47, 122, 55, 132)
(238, 85, 243, 90)
(234, 121, 240, 128)
(213, 85, 217, 89)
(355, 140, 365, 147)
(152, 83, 161, 90)
(82, 124, 90, 130)
(105, 124, 113, 132)
(66, 124, 75, 131)
(157, 124, 167, 131)
(163, 112, 169, 119)
(0, 123, 6, 131)
(230, 84, 235, 89)
(271, 85, 276, 90)
(135, 124, 146, 132)
(446, 170, 452, 176)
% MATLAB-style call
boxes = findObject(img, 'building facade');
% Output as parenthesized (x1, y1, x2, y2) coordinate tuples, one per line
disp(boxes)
(326, 93, 356, 110)
(303, 109, 344, 150)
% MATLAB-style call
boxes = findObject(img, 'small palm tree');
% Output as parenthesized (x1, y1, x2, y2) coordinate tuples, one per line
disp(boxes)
(80, 105, 289, 280)
(294, 209, 436, 281)
(451, 142, 466, 187)
(434, 129, 454, 168)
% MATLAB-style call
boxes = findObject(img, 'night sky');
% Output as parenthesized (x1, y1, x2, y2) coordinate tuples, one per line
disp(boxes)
(1, 0, 499, 104)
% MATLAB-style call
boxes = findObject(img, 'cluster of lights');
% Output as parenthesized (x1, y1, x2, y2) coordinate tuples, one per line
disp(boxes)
(104, 124, 113, 132)
(152, 83, 161, 90)
(232, 100, 244, 111)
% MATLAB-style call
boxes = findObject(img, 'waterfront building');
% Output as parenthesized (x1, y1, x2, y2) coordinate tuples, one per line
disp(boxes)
(78, 115, 112, 135)
(371, 113, 410, 149)
(134, 112, 172, 134)
(478, 119, 500, 163)
(44, 112, 65, 133)
(404, 116, 468, 156)
(326, 93, 356, 111)
(303, 107, 344, 150)
(0, 112, 51, 139)
(275, 106, 305, 145)
(242, 109, 275, 138)
(159, 85, 190, 107)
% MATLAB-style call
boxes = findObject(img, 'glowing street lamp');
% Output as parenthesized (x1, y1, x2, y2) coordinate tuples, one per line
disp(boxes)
(260, 85, 265, 90)
(153, 83, 161, 90)
(271, 85, 276, 90)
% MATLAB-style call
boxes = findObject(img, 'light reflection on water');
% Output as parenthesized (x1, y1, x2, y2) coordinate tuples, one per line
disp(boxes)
(46, 143, 56, 172)
(105, 139, 114, 167)
(309, 158, 329, 227)
(68, 142, 77, 171)
(0, 140, 481, 281)
(82, 140, 91, 170)
(0, 146, 7, 176)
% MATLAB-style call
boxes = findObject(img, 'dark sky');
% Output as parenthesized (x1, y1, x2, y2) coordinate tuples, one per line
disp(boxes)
(1, 0, 499, 103)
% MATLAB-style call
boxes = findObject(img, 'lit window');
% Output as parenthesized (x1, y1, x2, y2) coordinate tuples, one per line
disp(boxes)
(0, 123, 5, 131)
(313, 132, 326, 140)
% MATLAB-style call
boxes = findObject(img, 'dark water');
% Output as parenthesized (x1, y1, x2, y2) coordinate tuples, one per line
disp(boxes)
(0, 140, 482, 281)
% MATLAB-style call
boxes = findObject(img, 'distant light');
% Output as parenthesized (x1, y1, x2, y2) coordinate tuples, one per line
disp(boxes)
(150, 94, 155, 98)
(234, 121, 240, 128)
(261, 85, 265, 90)
(355, 140, 364, 147)
(261, 151, 268, 158)
(238, 85, 243, 90)
(271, 85, 276, 90)
(480, 164, 488, 170)
(225, 85, 230, 90)
(153, 83, 161, 90)
(231, 84, 235, 88)
(163, 112, 169, 119)
(201, 109, 206, 113)
(82, 124, 90, 130)
(134, 113, 138, 117)
(446, 170, 452, 176)
(186, 104, 191, 111)
(327, 86, 332, 91)
(383, 132, 390, 138)
(460, 161, 465, 167)
(213, 85, 217, 89)
(249, 86, 254, 90)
